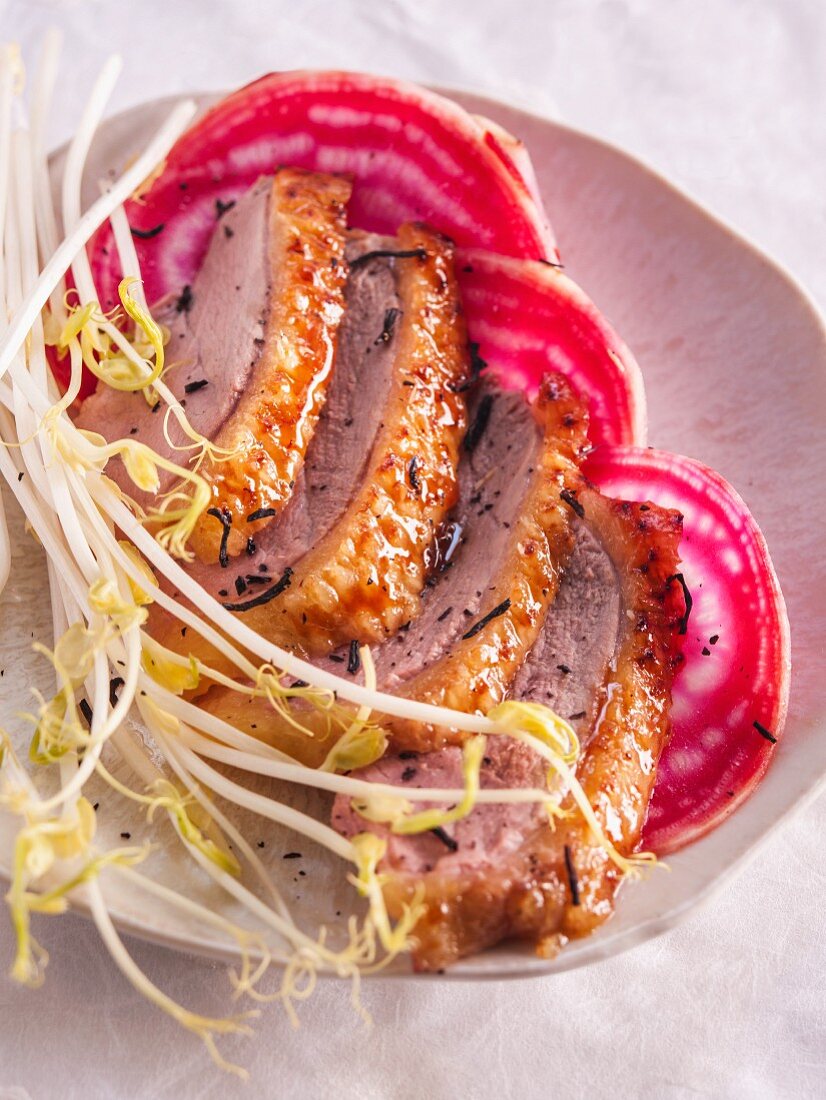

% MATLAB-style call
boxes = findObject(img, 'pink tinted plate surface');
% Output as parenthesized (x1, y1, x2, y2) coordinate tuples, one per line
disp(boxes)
(1, 89, 823, 978)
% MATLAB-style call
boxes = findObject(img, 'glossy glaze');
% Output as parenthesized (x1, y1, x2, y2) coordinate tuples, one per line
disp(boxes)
(189, 167, 351, 562)
(232, 222, 470, 652)
(385, 375, 589, 750)
(377, 490, 685, 970)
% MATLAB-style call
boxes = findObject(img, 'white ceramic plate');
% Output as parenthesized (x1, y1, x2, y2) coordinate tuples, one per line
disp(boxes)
(1, 89, 824, 979)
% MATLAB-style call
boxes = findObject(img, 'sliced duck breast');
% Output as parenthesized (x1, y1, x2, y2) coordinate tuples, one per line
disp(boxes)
(76, 168, 352, 562)
(152, 222, 470, 666)
(198, 373, 589, 755)
(376, 373, 589, 750)
(332, 488, 685, 970)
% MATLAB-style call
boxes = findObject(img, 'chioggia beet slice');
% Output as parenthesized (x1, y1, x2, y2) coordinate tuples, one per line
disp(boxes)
(87, 70, 556, 313)
(584, 445, 790, 853)
(457, 249, 647, 446)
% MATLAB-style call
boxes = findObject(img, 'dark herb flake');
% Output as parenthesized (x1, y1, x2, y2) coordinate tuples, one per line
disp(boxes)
(431, 826, 458, 852)
(247, 507, 277, 523)
(560, 488, 585, 519)
(564, 844, 581, 905)
(667, 572, 693, 635)
(375, 307, 401, 346)
(452, 340, 489, 393)
(462, 597, 511, 640)
(109, 676, 124, 708)
(207, 506, 232, 568)
(221, 567, 293, 611)
(349, 247, 427, 269)
(130, 223, 165, 240)
(463, 393, 494, 452)
(175, 284, 193, 313)
(753, 720, 777, 744)
(408, 455, 421, 492)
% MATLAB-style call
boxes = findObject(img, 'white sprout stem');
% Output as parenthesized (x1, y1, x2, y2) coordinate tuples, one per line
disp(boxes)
(178, 725, 555, 809)
(151, 712, 355, 863)
(146, 683, 292, 762)
(134, 731, 344, 965)
(93, 478, 500, 734)
(108, 198, 148, 311)
(29, 28, 63, 303)
(119, 714, 334, 960)
(0, 440, 90, 613)
(103, 708, 293, 930)
(85, 881, 255, 1057)
(123, 677, 295, 924)
(112, 862, 291, 964)
(12, 129, 49, 394)
(0, 477, 10, 593)
(0, 43, 18, 305)
(0, 96, 196, 381)
(60, 55, 123, 305)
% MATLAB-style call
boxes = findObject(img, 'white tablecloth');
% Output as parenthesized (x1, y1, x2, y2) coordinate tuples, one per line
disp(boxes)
(1, 2, 824, 1097)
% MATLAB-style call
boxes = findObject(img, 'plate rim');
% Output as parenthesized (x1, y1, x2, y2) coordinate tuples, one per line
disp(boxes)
(1, 83, 823, 981)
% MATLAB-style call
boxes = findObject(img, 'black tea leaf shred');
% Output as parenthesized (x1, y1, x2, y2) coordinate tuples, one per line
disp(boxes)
(431, 826, 458, 852)
(207, 506, 233, 568)
(349, 247, 427, 269)
(564, 844, 581, 906)
(462, 597, 511, 640)
(560, 488, 585, 519)
(753, 720, 777, 744)
(130, 223, 165, 240)
(667, 572, 693, 635)
(221, 567, 293, 612)
(463, 393, 494, 452)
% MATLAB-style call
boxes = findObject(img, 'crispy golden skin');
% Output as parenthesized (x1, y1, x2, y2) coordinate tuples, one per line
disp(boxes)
(380, 491, 685, 971)
(196, 685, 340, 768)
(189, 168, 351, 563)
(174, 222, 470, 676)
(384, 375, 589, 752)
(264, 222, 469, 651)
(192, 376, 586, 764)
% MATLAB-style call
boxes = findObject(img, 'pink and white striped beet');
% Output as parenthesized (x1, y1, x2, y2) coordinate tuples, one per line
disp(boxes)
(88, 71, 555, 311)
(584, 445, 790, 853)
(458, 249, 647, 446)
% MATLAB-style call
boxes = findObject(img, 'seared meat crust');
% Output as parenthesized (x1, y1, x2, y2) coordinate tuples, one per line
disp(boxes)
(191, 168, 351, 561)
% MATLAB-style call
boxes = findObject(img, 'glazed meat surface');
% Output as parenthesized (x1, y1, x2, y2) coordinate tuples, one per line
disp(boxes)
(77, 168, 352, 562)
(332, 488, 685, 970)
(198, 374, 588, 755)
(151, 222, 469, 669)
(259, 222, 469, 651)
(378, 374, 589, 751)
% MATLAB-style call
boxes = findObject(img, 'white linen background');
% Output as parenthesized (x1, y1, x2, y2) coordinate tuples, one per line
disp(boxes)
(0, 1, 824, 1097)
